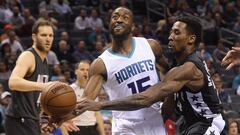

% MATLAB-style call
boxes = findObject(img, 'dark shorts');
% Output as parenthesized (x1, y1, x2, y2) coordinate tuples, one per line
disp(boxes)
(5, 116, 41, 135)
(177, 115, 225, 135)
(69, 124, 99, 135)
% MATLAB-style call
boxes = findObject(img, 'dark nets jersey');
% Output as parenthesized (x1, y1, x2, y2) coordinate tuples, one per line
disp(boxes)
(175, 53, 222, 124)
(6, 48, 49, 120)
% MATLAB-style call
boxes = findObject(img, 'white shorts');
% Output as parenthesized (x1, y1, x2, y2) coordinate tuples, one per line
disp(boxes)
(112, 114, 167, 135)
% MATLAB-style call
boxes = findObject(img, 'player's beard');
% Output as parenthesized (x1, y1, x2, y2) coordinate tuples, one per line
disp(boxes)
(36, 40, 47, 53)
(110, 27, 131, 41)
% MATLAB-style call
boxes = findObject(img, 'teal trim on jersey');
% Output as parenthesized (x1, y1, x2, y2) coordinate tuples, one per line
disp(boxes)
(107, 38, 136, 58)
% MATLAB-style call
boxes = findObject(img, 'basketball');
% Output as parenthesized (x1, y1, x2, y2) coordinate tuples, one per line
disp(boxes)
(41, 82, 77, 118)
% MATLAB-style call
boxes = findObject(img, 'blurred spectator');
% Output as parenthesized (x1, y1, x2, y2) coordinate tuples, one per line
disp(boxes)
(102, 8, 113, 31)
(132, 24, 142, 37)
(142, 25, 156, 39)
(236, 0, 240, 11)
(74, 8, 90, 31)
(88, 26, 108, 50)
(58, 31, 73, 52)
(6, 0, 24, 12)
(55, 40, 73, 63)
(175, 0, 195, 15)
(0, 24, 18, 42)
(9, 6, 24, 33)
(213, 40, 229, 65)
(0, 42, 11, 59)
(196, 42, 213, 62)
(60, 60, 72, 72)
(213, 12, 227, 28)
(227, 118, 239, 135)
(50, 64, 62, 81)
(53, 0, 72, 14)
(1, 30, 23, 54)
(223, 2, 238, 24)
(166, 0, 178, 16)
(38, 0, 55, 13)
(233, 15, 240, 33)
(92, 41, 105, 58)
(0, 1, 11, 25)
(237, 84, 240, 96)
(232, 67, 240, 90)
(202, 11, 216, 30)
(46, 50, 59, 66)
(63, 69, 74, 84)
(88, 8, 103, 30)
(212, 0, 223, 14)
(196, 0, 208, 17)
(205, 58, 216, 76)
(212, 73, 232, 103)
(87, 0, 100, 7)
(0, 83, 3, 94)
(37, 9, 58, 30)
(0, 91, 11, 134)
(20, 8, 36, 37)
(0, 60, 11, 80)
(100, 0, 115, 13)
(72, 40, 95, 62)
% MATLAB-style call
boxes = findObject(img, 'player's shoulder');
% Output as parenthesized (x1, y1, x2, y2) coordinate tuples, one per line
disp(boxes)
(18, 50, 35, 60)
(89, 58, 107, 76)
(146, 38, 160, 46)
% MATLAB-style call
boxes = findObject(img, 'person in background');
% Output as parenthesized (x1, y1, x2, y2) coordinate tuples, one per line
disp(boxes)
(63, 60, 105, 135)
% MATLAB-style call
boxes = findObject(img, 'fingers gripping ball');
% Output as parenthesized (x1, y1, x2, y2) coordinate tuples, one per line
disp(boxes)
(41, 82, 77, 118)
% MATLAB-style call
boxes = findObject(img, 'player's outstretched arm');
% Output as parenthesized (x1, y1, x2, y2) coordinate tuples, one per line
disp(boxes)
(9, 51, 47, 91)
(221, 47, 240, 70)
(76, 62, 203, 112)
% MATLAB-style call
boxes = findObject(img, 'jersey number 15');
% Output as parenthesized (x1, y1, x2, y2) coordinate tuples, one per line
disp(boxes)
(127, 76, 151, 94)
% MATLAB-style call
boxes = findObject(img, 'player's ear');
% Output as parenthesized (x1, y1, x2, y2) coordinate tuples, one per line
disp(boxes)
(32, 34, 36, 42)
(188, 35, 196, 44)
(131, 23, 135, 32)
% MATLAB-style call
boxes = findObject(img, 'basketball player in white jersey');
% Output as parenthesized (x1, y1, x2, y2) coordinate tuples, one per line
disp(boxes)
(74, 7, 169, 135)
(49, 7, 169, 135)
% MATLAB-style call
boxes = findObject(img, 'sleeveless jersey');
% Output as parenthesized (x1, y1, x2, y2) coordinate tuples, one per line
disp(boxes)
(175, 53, 222, 124)
(99, 37, 161, 120)
(6, 48, 49, 120)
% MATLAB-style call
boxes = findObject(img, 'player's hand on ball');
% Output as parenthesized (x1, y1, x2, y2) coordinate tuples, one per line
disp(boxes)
(62, 120, 80, 132)
(74, 98, 102, 115)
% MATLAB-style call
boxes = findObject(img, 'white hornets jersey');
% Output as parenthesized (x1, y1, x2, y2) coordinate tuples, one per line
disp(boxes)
(99, 37, 161, 120)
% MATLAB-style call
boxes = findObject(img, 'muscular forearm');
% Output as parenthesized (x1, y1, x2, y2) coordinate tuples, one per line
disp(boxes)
(99, 81, 178, 111)
(99, 94, 154, 111)
(9, 77, 45, 92)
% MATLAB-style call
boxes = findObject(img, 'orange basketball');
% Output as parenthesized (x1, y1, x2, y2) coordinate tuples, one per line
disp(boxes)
(41, 82, 77, 118)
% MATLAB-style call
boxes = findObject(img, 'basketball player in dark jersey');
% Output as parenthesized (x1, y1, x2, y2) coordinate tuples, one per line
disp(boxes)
(76, 16, 226, 135)
(5, 21, 55, 135)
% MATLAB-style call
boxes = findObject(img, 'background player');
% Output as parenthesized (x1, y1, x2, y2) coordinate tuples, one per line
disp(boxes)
(5, 20, 55, 135)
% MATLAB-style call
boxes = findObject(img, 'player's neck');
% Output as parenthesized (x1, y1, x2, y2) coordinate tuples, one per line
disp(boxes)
(76, 80, 87, 88)
(32, 46, 47, 61)
(176, 47, 195, 64)
(111, 36, 133, 54)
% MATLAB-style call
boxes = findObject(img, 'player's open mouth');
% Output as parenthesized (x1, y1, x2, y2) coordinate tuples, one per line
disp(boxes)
(114, 24, 124, 30)
(168, 43, 173, 49)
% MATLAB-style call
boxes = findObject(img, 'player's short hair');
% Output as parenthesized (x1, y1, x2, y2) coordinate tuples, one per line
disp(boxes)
(32, 20, 54, 34)
(177, 16, 202, 46)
